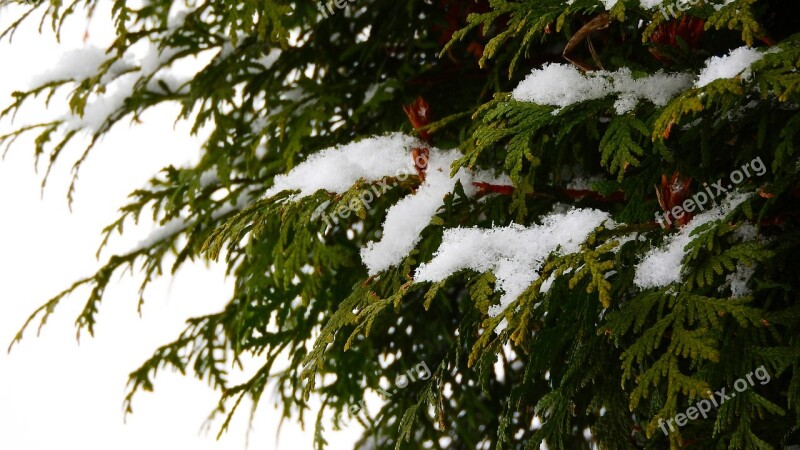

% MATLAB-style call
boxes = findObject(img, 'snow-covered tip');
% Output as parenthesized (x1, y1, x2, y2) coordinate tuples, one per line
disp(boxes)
(512, 64, 692, 114)
(634, 191, 752, 289)
(265, 133, 420, 199)
(359, 149, 510, 275)
(414, 208, 612, 320)
(31, 46, 108, 87)
(695, 46, 772, 88)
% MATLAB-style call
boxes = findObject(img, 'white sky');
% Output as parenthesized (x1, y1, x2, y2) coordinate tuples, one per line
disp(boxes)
(0, 3, 359, 449)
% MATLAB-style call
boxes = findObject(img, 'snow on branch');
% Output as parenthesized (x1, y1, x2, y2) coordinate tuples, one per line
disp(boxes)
(265, 133, 419, 198)
(414, 208, 612, 320)
(513, 45, 777, 115)
(634, 191, 751, 289)
(512, 64, 692, 115)
(360, 148, 507, 275)
(614, 0, 736, 12)
(695, 46, 772, 88)
(264, 133, 511, 275)
(30, 46, 115, 86)
(30, 41, 189, 133)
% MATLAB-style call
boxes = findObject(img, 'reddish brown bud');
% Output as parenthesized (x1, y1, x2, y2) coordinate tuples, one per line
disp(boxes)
(403, 96, 432, 142)
(411, 147, 430, 182)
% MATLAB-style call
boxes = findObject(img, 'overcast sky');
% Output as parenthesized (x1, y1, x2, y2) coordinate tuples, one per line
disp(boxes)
(0, 3, 358, 449)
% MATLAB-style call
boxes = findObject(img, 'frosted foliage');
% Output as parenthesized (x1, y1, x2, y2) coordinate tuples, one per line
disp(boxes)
(599, 0, 620, 10)
(265, 134, 510, 275)
(696, 46, 767, 88)
(634, 192, 751, 289)
(726, 264, 756, 298)
(613, 69, 693, 114)
(265, 133, 419, 198)
(415, 208, 611, 317)
(639, 0, 663, 8)
(638, 0, 733, 10)
(361, 150, 508, 275)
(513, 64, 692, 114)
(30, 47, 109, 86)
(55, 43, 186, 132)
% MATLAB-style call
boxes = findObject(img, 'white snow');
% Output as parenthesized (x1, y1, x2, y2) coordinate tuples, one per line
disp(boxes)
(599, 0, 620, 10)
(733, 222, 759, 242)
(602, 0, 665, 9)
(66, 80, 133, 131)
(638, 0, 664, 8)
(695, 46, 767, 88)
(717, 221, 763, 297)
(512, 64, 692, 114)
(30, 46, 108, 86)
(712, 0, 737, 11)
(60, 42, 188, 132)
(514, 46, 776, 113)
(133, 217, 189, 251)
(634, 192, 751, 289)
(513, 64, 609, 110)
(30, 46, 139, 88)
(360, 150, 462, 274)
(566, 175, 605, 191)
(266, 134, 511, 275)
(264, 133, 419, 198)
(414, 208, 612, 318)
(723, 264, 755, 298)
(257, 49, 282, 69)
(637, 0, 734, 10)
(360, 149, 480, 275)
(65, 74, 183, 132)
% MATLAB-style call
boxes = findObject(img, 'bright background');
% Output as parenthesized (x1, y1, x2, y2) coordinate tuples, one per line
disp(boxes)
(0, 3, 358, 449)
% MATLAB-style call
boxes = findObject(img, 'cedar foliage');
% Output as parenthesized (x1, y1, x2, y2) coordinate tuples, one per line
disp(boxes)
(3, 0, 800, 449)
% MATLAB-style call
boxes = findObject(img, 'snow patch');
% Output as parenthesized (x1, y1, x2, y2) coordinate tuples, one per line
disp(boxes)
(415, 208, 612, 319)
(264, 134, 510, 275)
(361, 149, 464, 274)
(638, 0, 664, 8)
(723, 264, 756, 298)
(360, 151, 508, 275)
(634, 192, 751, 289)
(696, 46, 768, 88)
(512, 64, 692, 114)
(599, 0, 620, 10)
(265, 133, 419, 198)
(61, 42, 188, 132)
(30, 47, 107, 86)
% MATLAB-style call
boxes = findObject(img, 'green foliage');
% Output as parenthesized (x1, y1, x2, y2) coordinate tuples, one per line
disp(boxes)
(4, 0, 800, 449)
(600, 116, 650, 181)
